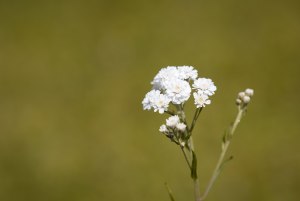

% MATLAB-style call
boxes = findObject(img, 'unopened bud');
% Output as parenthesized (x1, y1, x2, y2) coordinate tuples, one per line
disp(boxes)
(242, 96, 251, 104)
(236, 98, 242, 106)
(180, 140, 186, 147)
(245, 88, 254, 97)
(238, 92, 246, 99)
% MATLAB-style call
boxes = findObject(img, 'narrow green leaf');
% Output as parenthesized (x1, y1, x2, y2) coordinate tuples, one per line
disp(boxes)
(191, 151, 198, 180)
(164, 182, 176, 201)
(220, 155, 234, 171)
(222, 131, 227, 150)
(222, 131, 226, 144)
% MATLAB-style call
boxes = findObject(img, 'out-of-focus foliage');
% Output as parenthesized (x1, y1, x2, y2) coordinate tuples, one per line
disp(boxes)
(0, 0, 299, 201)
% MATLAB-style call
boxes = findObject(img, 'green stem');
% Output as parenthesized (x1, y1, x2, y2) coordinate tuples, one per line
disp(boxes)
(189, 137, 202, 201)
(201, 108, 244, 200)
(165, 182, 176, 201)
(181, 147, 192, 169)
(176, 104, 190, 131)
(194, 179, 202, 201)
(166, 110, 175, 115)
(176, 104, 202, 201)
(190, 107, 203, 133)
(173, 127, 191, 169)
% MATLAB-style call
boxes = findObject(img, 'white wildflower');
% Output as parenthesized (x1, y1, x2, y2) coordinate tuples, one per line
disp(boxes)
(193, 92, 211, 108)
(159, 124, 168, 133)
(176, 123, 187, 132)
(177, 66, 198, 80)
(165, 79, 191, 104)
(151, 66, 180, 90)
(142, 90, 171, 114)
(166, 115, 180, 128)
(151, 66, 199, 90)
(193, 78, 217, 96)
(142, 90, 155, 111)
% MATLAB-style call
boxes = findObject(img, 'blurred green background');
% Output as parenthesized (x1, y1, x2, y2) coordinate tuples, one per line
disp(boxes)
(0, 0, 300, 201)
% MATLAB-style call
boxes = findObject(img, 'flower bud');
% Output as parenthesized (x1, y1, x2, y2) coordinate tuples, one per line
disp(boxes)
(180, 140, 186, 147)
(236, 98, 242, 106)
(242, 96, 251, 104)
(238, 92, 246, 99)
(245, 88, 254, 97)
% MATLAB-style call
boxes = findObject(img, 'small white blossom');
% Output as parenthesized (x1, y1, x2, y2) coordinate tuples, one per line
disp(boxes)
(176, 123, 187, 132)
(142, 91, 154, 111)
(142, 90, 171, 114)
(151, 66, 199, 90)
(193, 92, 211, 108)
(159, 124, 168, 133)
(193, 78, 217, 96)
(151, 66, 180, 90)
(165, 79, 191, 104)
(177, 66, 198, 80)
(166, 115, 180, 127)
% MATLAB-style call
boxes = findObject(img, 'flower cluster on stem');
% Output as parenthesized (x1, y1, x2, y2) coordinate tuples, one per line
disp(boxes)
(142, 66, 254, 201)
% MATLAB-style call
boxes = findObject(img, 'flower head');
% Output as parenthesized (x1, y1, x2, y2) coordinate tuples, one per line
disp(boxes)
(142, 90, 171, 114)
(193, 78, 217, 96)
(165, 79, 191, 104)
(176, 122, 187, 132)
(151, 66, 198, 91)
(151, 66, 180, 90)
(177, 66, 198, 80)
(166, 115, 180, 127)
(159, 124, 168, 133)
(193, 92, 211, 108)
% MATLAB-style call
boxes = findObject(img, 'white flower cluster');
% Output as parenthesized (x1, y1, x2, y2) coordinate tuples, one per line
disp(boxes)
(142, 66, 217, 114)
(159, 115, 187, 145)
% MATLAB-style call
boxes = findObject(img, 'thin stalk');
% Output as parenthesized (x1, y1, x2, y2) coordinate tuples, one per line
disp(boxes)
(201, 108, 244, 200)
(194, 179, 202, 201)
(190, 107, 203, 133)
(165, 182, 176, 201)
(189, 136, 202, 201)
(181, 147, 192, 169)
(177, 104, 202, 201)
(173, 128, 191, 169)
(166, 110, 175, 115)
(176, 104, 190, 131)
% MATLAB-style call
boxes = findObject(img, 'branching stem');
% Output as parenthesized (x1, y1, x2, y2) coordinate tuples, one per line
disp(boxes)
(201, 108, 245, 200)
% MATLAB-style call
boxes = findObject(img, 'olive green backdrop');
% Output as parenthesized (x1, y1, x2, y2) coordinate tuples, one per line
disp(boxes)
(0, 0, 299, 201)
